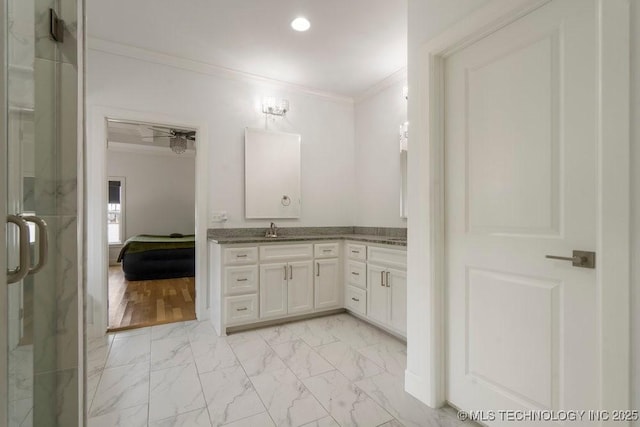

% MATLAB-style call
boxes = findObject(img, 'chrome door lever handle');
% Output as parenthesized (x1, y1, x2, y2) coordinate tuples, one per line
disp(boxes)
(545, 250, 595, 269)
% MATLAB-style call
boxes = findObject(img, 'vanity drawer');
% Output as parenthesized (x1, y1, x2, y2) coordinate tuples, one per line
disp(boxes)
(367, 246, 406, 268)
(345, 285, 366, 315)
(346, 261, 366, 289)
(224, 247, 258, 265)
(259, 244, 313, 262)
(224, 265, 258, 295)
(314, 242, 339, 258)
(346, 243, 366, 261)
(224, 294, 258, 325)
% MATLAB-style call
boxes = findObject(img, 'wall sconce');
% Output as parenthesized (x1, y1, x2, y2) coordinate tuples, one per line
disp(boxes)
(262, 97, 289, 117)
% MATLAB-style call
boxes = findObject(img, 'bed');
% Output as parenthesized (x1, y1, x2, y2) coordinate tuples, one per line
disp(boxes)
(117, 234, 195, 281)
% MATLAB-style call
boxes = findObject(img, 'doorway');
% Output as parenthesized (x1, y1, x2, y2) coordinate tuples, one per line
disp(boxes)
(104, 120, 197, 331)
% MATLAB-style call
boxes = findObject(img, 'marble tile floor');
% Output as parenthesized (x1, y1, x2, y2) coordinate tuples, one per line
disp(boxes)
(87, 313, 469, 427)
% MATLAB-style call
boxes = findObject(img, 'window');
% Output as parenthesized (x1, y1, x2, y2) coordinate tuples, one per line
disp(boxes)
(108, 178, 125, 244)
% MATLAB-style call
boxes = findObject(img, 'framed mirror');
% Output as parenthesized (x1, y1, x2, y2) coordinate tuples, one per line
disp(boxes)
(400, 121, 408, 218)
(245, 128, 301, 218)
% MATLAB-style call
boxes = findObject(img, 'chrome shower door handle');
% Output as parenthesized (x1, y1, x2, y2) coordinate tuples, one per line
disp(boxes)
(22, 216, 49, 275)
(7, 215, 31, 284)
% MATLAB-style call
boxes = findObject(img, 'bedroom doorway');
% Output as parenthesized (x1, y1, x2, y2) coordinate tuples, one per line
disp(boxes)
(105, 119, 197, 331)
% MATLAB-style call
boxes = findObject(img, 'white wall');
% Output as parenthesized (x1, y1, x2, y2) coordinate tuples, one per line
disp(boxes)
(107, 149, 196, 237)
(87, 48, 356, 229)
(406, 0, 491, 407)
(354, 79, 408, 227)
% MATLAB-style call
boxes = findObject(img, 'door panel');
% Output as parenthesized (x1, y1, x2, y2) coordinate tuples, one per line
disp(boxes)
(445, 0, 597, 420)
(314, 258, 340, 310)
(260, 263, 287, 319)
(388, 268, 406, 334)
(287, 261, 313, 314)
(366, 264, 387, 325)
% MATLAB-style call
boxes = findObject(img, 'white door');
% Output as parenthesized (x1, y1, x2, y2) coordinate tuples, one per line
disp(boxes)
(260, 263, 287, 318)
(315, 258, 340, 310)
(387, 268, 406, 334)
(367, 264, 387, 325)
(287, 261, 313, 314)
(445, 0, 598, 420)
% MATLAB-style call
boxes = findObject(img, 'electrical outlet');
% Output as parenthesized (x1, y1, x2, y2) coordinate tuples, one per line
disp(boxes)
(211, 211, 228, 223)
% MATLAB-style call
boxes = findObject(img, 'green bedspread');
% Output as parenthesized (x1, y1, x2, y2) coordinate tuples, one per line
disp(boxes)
(117, 234, 195, 262)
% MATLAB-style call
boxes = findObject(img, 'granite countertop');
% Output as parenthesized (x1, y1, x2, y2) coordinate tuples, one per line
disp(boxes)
(207, 227, 407, 247)
(208, 234, 406, 246)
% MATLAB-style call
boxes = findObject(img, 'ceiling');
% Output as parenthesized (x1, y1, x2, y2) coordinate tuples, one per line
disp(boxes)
(86, 0, 407, 98)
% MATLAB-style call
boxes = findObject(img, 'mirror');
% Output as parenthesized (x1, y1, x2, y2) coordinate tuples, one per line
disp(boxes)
(245, 128, 301, 218)
(400, 122, 408, 218)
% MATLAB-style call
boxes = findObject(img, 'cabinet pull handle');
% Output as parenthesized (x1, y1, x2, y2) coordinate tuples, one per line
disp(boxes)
(381, 271, 385, 287)
(236, 278, 248, 282)
(323, 249, 332, 253)
(351, 297, 360, 302)
(351, 272, 359, 276)
(352, 250, 360, 254)
(289, 265, 293, 280)
(236, 307, 248, 311)
(236, 254, 247, 258)
(386, 272, 391, 287)
(284, 265, 287, 280)
(316, 262, 320, 277)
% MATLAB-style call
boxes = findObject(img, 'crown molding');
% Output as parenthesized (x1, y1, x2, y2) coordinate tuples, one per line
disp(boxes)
(354, 67, 407, 104)
(88, 37, 355, 105)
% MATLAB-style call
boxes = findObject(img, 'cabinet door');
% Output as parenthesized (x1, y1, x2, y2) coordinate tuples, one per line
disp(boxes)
(287, 261, 314, 315)
(314, 258, 340, 310)
(387, 267, 407, 334)
(260, 263, 288, 319)
(367, 264, 388, 325)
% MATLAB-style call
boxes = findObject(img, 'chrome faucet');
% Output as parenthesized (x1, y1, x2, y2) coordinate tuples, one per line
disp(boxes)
(265, 222, 278, 238)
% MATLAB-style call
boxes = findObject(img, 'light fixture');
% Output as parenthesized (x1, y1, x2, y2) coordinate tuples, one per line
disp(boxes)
(291, 17, 310, 32)
(262, 97, 289, 117)
(169, 135, 188, 154)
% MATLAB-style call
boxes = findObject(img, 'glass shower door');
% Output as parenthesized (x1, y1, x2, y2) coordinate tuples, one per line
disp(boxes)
(4, 0, 81, 425)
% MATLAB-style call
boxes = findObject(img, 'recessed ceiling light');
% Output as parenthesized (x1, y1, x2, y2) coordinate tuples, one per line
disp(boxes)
(291, 17, 310, 32)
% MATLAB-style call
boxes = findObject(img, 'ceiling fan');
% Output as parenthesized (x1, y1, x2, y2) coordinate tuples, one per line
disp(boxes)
(143, 127, 196, 154)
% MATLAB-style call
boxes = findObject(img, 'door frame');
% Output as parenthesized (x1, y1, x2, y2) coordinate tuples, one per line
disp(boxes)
(0, 0, 8, 422)
(405, 0, 630, 411)
(86, 106, 209, 337)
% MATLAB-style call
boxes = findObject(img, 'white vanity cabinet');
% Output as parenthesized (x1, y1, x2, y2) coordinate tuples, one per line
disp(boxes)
(259, 244, 314, 319)
(209, 237, 405, 336)
(260, 260, 314, 318)
(314, 242, 341, 310)
(366, 246, 407, 336)
(344, 241, 368, 316)
(208, 243, 261, 331)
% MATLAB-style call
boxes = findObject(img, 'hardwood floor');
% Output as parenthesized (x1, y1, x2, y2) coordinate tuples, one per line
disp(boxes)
(108, 266, 196, 331)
